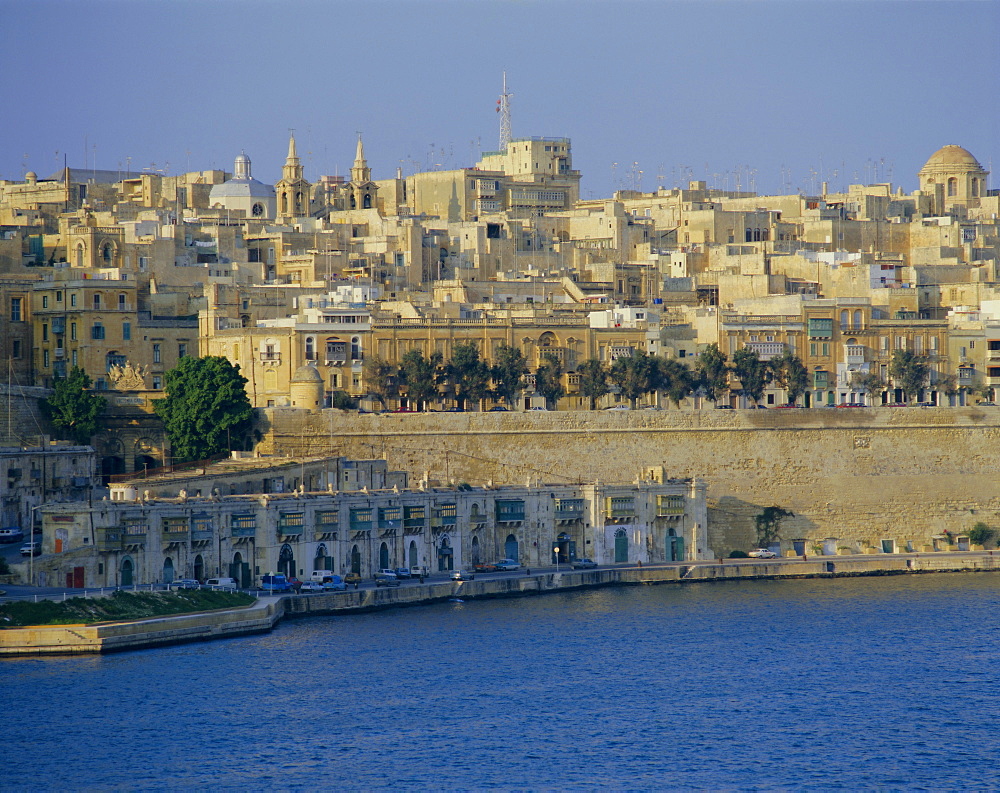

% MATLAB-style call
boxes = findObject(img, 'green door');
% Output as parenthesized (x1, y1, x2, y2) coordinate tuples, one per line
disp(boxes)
(121, 558, 133, 587)
(614, 529, 628, 563)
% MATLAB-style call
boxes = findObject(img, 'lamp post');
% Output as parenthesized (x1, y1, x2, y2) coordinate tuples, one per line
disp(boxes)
(554, 545, 560, 573)
(28, 504, 42, 587)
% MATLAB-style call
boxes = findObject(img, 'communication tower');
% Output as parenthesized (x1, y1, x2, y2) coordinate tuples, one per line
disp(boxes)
(498, 72, 512, 153)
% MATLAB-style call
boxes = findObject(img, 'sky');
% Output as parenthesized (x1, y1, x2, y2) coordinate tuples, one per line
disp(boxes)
(2, 0, 997, 199)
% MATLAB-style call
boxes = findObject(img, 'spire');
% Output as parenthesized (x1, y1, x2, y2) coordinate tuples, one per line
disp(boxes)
(282, 132, 303, 182)
(351, 134, 371, 184)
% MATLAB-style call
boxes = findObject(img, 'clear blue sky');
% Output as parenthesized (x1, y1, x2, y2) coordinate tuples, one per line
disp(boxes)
(3, 0, 997, 198)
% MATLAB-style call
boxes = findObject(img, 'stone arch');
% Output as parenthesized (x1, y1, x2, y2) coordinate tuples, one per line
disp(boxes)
(350, 544, 361, 575)
(314, 543, 329, 571)
(408, 540, 418, 570)
(193, 554, 205, 582)
(163, 556, 175, 583)
(614, 527, 628, 563)
(471, 535, 480, 565)
(504, 533, 519, 563)
(379, 541, 390, 570)
(278, 543, 295, 578)
(120, 557, 134, 587)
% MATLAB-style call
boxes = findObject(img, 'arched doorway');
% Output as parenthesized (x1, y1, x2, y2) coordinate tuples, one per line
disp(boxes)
(614, 529, 629, 563)
(471, 536, 480, 565)
(163, 557, 175, 583)
(121, 557, 133, 587)
(504, 534, 519, 562)
(350, 545, 361, 575)
(231, 551, 249, 588)
(101, 456, 125, 484)
(278, 543, 295, 578)
(134, 455, 159, 473)
(408, 540, 418, 570)
(438, 536, 453, 571)
(379, 542, 390, 570)
(553, 532, 571, 564)
(193, 554, 205, 582)
(314, 543, 329, 572)
(667, 528, 684, 562)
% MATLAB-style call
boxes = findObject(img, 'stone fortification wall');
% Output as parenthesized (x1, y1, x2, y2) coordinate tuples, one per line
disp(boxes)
(255, 407, 1000, 555)
(0, 384, 53, 446)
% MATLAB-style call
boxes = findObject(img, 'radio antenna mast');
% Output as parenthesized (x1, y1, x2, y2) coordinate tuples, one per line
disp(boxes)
(498, 71, 513, 153)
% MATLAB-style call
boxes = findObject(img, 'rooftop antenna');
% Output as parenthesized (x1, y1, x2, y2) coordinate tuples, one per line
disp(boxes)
(498, 71, 512, 153)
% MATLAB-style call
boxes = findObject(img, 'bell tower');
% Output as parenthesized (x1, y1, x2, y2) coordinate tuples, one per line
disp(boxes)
(347, 135, 379, 211)
(275, 132, 311, 221)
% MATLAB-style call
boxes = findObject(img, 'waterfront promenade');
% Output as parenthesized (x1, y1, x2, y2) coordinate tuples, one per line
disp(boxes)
(2, 551, 998, 656)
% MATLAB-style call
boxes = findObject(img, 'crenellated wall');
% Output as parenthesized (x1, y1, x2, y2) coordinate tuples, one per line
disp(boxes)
(256, 406, 1000, 555)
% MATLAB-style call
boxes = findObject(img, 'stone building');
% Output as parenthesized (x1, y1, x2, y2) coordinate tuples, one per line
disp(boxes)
(31, 468, 707, 588)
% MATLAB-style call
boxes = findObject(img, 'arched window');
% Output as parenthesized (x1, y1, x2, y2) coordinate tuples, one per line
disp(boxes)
(753, 228, 761, 242)
(947, 177, 958, 197)
(101, 242, 113, 263)
(972, 179, 980, 198)
(745, 228, 753, 242)
(280, 192, 288, 213)
(840, 310, 849, 329)
(853, 310, 862, 328)
(350, 194, 357, 209)
(296, 191, 304, 211)
(363, 193, 372, 209)
(761, 229, 769, 241)
(305, 337, 315, 360)
(76, 243, 85, 267)
(351, 336, 362, 360)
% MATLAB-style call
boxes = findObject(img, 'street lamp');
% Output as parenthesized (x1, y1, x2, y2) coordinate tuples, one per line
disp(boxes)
(28, 504, 42, 587)
(554, 545, 560, 573)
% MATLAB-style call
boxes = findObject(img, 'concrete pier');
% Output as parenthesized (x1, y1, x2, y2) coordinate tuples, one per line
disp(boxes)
(3, 553, 998, 656)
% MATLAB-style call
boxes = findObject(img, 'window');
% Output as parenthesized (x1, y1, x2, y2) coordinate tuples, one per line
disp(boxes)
(42, 295, 48, 309)
(11, 340, 20, 359)
(152, 343, 161, 363)
(70, 322, 77, 341)
(56, 291, 62, 302)
(43, 350, 49, 368)
(71, 350, 77, 366)
(152, 376, 161, 389)
(91, 322, 105, 340)
(10, 298, 21, 322)
(178, 343, 187, 358)
(70, 293, 77, 307)
(42, 324, 48, 342)
(122, 322, 131, 341)
(118, 294, 126, 310)
(93, 294, 101, 309)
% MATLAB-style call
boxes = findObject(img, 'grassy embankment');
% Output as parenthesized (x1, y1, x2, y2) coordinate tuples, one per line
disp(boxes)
(0, 589, 255, 628)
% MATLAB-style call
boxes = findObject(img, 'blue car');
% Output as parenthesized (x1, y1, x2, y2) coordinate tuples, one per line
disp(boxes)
(260, 574, 294, 592)
(322, 575, 347, 591)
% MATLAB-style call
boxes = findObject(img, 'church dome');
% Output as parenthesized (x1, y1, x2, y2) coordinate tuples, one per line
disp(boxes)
(919, 145, 985, 173)
(209, 152, 276, 201)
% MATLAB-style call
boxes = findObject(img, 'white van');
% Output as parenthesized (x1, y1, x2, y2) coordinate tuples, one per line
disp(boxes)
(310, 570, 335, 583)
(204, 577, 239, 590)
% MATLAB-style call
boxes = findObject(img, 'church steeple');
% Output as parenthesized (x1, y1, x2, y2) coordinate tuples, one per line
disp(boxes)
(282, 133, 304, 183)
(351, 135, 371, 184)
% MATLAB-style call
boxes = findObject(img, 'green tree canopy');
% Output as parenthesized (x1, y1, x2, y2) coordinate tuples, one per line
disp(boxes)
(889, 349, 928, 402)
(610, 350, 656, 407)
(153, 356, 253, 463)
(656, 357, 695, 408)
(534, 352, 565, 410)
(577, 358, 610, 409)
(363, 355, 397, 409)
(491, 344, 529, 407)
(448, 343, 491, 410)
(732, 347, 771, 405)
(770, 348, 809, 405)
(39, 366, 107, 444)
(398, 350, 442, 410)
(754, 506, 794, 548)
(695, 344, 729, 403)
(853, 370, 885, 401)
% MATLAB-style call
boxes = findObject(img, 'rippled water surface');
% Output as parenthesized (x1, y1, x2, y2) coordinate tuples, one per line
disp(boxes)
(6, 573, 1000, 790)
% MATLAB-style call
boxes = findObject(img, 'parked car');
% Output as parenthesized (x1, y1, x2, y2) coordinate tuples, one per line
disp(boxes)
(321, 575, 347, 591)
(298, 581, 324, 593)
(410, 566, 427, 577)
(394, 567, 412, 579)
(0, 527, 25, 544)
(375, 574, 401, 587)
(203, 577, 238, 590)
(748, 548, 777, 559)
(19, 540, 40, 557)
(605, 405, 630, 411)
(344, 572, 362, 586)
(169, 579, 200, 590)
(474, 562, 498, 572)
(715, 404, 734, 410)
(451, 569, 476, 581)
(488, 406, 509, 412)
(571, 558, 597, 569)
(494, 559, 520, 571)
(376, 569, 398, 579)
(528, 406, 548, 411)
(260, 574, 294, 592)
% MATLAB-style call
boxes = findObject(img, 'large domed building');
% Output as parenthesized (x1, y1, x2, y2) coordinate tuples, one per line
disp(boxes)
(209, 152, 276, 219)
(918, 145, 989, 214)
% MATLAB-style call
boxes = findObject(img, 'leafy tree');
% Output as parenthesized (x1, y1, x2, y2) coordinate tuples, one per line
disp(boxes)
(577, 358, 610, 409)
(889, 350, 928, 402)
(853, 370, 885, 403)
(491, 344, 529, 407)
(330, 390, 357, 410)
(732, 347, 771, 405)
(363, 355, 397, 409)
(398, 350, 441, 410)
(610, 350, 655, 407)
(656, 357, 695, 408)
(447, 343, 491, 410)
(39, 366, 107, 444)
(936, 373, 958, 400)
(969, 521, 995, 547)
(754, 506, 794, 548)
(695, 344, 729, 403)
(534, 352, 565, 410)
(770, 349, 808, 405)
(153, 356, 253, 462)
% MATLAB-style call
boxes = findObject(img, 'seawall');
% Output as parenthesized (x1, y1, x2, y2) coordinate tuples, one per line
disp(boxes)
(255, 406, 1000, 553)
(4, 553, 999, 656)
